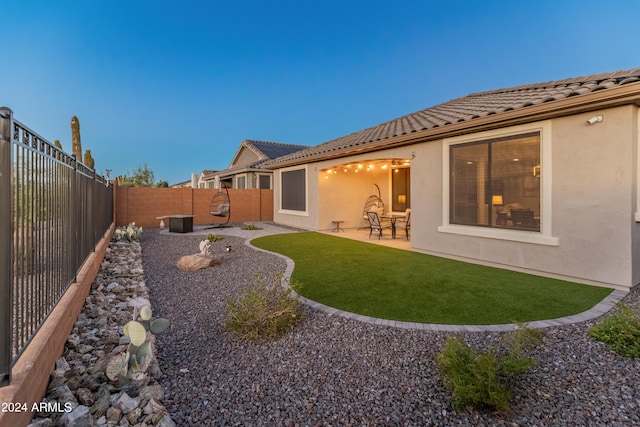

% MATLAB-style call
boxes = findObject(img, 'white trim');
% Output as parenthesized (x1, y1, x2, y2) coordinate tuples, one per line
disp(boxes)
(437, 224, 559, 245)
(256, 172, 272, 190)
(440, 120, 558, 245)
(235, 173, 247, 189)
(278, 165, 309, 216)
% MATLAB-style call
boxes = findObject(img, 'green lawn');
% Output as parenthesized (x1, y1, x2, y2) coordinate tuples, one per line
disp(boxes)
(251, 232, 612, 325)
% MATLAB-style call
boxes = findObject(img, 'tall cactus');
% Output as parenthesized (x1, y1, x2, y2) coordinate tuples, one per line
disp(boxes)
(71, 115, 82, 159)
(84, 149, 95, 169)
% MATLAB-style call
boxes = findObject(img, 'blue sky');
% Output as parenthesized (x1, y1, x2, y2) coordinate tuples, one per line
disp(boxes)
(2, 1, 638, 185)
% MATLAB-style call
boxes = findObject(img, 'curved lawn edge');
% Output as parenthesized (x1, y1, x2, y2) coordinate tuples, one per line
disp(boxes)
(247, 234, 626, 331)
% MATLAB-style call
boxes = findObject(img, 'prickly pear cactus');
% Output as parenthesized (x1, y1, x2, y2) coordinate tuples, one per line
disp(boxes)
(124, 320, 147, 346)
(140, 305, 152, 321)
(150, 318, 170, 335)
(106, 351, 129, 381)
(71, 115, 82, 159)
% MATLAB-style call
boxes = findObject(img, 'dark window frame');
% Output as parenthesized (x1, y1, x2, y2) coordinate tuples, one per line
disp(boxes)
(281, 168, 306, 212)
(449, 131, 540, 231)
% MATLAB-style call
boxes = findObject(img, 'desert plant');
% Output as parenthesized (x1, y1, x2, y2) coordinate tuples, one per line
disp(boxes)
(241, 224, 263, 230)
(589, 303, 640, 358)
(436, 325, 542, 411)
(71, 115, 82, 159)
(83, 149, 95, 169)
(114, 222, 143, 242)
(206, 233, 223, 242)
(106, 304, 169, 384)
(224, 273, 303, 341)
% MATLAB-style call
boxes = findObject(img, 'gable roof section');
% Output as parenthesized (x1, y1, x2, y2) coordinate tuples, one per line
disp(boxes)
(266, 68, 640, 168)
(248, 140, 309, 160)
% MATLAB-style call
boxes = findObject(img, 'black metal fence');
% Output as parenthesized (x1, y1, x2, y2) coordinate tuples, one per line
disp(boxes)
(0, 107, 114, 387)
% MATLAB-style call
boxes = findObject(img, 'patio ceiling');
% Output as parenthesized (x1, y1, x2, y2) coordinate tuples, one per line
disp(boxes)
(319, 158, 411, 179)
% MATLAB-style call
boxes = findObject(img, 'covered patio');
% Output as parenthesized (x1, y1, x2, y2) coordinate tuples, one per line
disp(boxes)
(315, 156, 412, 233)
(321, 226, 412, 251)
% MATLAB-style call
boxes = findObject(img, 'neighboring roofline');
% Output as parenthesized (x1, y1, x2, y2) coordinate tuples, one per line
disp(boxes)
(216, 166, 273, 179)
(228, 139, 308, 168)
(228, 140, 267, 167)
(264, 81, 640, 169)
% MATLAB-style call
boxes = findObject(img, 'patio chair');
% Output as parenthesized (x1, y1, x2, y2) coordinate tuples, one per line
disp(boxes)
(366, 211, 392, 239)
(207, 185, 231, 228)
(395, 208, 411, 240)
(358, 184, 385, 230)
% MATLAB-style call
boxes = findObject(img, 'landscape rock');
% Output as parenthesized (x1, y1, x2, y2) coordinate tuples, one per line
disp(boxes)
(28, 232, 175, 427)
(176, 253, 220, 271)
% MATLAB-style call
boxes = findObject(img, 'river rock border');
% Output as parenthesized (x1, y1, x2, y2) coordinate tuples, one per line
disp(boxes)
(28, 235, 175, 427)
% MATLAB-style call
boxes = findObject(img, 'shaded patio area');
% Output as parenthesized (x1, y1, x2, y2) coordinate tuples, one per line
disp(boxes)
(320, 226, 412, 251)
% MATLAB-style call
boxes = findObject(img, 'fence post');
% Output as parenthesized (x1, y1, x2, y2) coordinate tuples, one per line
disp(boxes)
(0, 107, 14, 386)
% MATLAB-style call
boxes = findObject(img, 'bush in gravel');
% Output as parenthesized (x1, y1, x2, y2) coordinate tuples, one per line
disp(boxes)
(437, 325, 543, 411)
(241, 223, 263, 230)
(206, 233, 223, 242)
(589, 303, 640, 358)
(224, 273, 303, 341)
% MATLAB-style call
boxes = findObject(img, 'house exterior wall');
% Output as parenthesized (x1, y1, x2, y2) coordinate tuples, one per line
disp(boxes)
(234, 147, 259, 167)
(273, 150, 414, 230)
(273, 105, 639, 290)
(413, 105, 638, 290)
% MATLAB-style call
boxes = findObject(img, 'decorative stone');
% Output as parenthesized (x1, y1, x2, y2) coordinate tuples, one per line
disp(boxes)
(89, 392, 110, 418)
(199, 240, 213, 255)
(113, 391, 139, 414)
(143, 398, 166, 415)
(176, 253, 221, 271)
(154, 411, 177, 427)
(139, 384, 165, 402)
(75, 387, 94, 406)
(126, 407, 142, 424)
(60, 405, 91, 427)
(105, 406, 121, 423)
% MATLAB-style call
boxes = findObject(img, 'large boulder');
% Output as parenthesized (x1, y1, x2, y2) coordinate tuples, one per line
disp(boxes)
(177, 254, 221, 271)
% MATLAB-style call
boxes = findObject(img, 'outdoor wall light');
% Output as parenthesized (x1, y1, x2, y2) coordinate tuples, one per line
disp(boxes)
(586, 115, 603, 125)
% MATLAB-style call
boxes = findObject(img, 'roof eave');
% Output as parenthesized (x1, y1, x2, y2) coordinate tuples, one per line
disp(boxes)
(265, 82, 640, 169)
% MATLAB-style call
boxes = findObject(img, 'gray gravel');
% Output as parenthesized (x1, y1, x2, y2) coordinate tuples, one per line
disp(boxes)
(141, 227, 640, 426)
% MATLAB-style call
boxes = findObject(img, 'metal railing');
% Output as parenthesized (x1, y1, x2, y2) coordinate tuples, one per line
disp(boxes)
(0, 107, 114, 386)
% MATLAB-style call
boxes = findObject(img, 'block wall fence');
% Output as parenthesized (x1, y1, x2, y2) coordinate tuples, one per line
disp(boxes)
(116, 187, 274, 228)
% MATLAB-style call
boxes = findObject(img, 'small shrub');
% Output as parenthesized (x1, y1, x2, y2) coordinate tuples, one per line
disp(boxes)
(224, 273, 303, 341)
(206, 233, 223, 242)
(589, 303, 640, 358)
(436, 325, 542, 411)
(241, 223, 263, 230)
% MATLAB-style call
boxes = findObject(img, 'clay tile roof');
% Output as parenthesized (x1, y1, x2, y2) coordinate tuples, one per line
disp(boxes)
(266, 67, 640, 168)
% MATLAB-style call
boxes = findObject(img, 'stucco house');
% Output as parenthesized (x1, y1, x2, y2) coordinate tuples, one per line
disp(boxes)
(265, 67, 640, 291)
(198, 140, 308, 189)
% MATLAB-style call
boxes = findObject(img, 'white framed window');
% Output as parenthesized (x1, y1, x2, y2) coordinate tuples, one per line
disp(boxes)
(235, 174, 246, 189)
(257, 173, 271, 189)
(439, 120, 558, 246)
